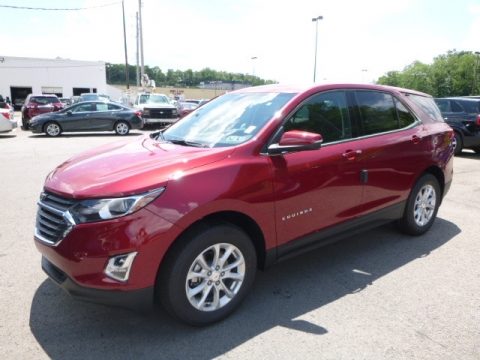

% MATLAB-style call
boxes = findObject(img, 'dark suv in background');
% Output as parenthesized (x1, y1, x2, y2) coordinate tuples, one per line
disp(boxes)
(21, 94, 64, 130)
(434, 97, 480, 155)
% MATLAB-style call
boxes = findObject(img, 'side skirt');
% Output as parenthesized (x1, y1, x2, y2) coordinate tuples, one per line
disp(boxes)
(264, 201, 406, 267)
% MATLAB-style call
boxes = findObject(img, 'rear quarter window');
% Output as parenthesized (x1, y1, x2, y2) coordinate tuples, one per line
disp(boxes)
(406, 94, 444, 122)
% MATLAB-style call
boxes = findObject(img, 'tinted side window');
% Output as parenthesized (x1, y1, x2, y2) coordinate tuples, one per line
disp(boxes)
(96, 103, 109, 111)
(108, 103, 121, 110)
(435, 99, 450, 112)
(73, 104, 93, 112)
(355, 91, 397, 135)
(451, 101, 463, 112)
(284, 91, 351, 143)
(395, 99, 416, 128)
(408, 94, 444, 122)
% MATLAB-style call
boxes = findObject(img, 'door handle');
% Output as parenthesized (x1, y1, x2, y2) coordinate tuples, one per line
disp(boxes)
(342, 149, 362, 160)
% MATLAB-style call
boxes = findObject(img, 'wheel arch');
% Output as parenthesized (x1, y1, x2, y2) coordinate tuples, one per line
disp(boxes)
(157, 210, 268, 282)
(423, 166, 445, 202)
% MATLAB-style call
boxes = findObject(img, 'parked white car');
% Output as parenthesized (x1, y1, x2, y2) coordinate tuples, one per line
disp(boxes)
(0, 108, 17, 133)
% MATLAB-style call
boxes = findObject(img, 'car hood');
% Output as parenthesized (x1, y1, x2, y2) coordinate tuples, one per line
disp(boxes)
(45, 135, 234, 199)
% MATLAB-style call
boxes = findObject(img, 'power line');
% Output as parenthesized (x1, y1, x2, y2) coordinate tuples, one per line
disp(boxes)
(0, 2, 120, 11)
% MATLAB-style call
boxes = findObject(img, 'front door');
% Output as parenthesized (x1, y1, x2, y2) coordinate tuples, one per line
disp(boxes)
(272, 90, 365, 247)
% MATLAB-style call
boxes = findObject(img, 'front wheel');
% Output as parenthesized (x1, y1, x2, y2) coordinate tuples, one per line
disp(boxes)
(114, 121, 130, 135)
(397, 174, 441, 236)
(158, 223, 257, 326)
(44, 122, 62, 137)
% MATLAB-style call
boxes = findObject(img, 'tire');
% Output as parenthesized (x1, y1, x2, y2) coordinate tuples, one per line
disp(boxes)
(158, 223, 257, 326)
(114, 121, 130, 135)
(21, 114, 29, 130)
(453, 132, 463, 156)
(44, 122, 62, 137)
(397, 174, 441, 236)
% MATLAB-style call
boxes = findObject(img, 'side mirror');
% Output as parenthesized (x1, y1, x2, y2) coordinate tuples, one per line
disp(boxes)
(268, 130, 323, 155)
(66, 110, 73, 115)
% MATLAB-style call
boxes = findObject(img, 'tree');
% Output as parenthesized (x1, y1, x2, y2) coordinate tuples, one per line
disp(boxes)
(377, 50, 480, 97)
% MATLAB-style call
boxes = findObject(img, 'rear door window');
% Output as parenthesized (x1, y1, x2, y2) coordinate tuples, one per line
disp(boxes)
(354, 91, 417, 135)
(355, 91, 398, 135)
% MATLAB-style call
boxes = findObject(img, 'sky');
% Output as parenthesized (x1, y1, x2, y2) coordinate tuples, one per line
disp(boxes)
(1, 0, 479, 84)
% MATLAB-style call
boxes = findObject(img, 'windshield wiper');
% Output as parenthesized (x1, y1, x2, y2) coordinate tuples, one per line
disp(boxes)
(168, 139, 209, 148)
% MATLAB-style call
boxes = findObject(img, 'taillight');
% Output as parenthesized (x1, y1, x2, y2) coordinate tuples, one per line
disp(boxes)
(476, 114, 480, 126)
(135, 110, 142, 117)
(1, 112, 10, 120)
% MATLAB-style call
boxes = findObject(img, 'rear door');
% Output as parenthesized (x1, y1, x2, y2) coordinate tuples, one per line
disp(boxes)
(350, 90, 425, 216)
(88, 102, 119, 130)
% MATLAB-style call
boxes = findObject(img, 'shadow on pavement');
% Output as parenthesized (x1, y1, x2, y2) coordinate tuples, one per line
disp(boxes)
(29, 218, 460, 360)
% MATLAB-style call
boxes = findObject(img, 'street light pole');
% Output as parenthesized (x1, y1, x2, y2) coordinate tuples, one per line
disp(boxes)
(122, 0, 129, 89)
(312, 15, 323, 83)
(251, 56, 258, 77)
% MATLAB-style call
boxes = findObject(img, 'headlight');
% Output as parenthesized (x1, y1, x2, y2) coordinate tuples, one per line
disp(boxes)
(68, 187, 165, 223)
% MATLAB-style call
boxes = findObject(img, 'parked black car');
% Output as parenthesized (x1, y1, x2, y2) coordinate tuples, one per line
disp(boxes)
(434, 97, 480, 155)
(29, 101, 143, 137)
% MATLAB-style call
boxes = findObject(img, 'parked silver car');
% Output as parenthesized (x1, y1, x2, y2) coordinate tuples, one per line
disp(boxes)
(0, 108, 17, 133)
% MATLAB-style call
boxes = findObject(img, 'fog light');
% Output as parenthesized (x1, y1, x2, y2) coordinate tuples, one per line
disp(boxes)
(105, 252, 137, 282)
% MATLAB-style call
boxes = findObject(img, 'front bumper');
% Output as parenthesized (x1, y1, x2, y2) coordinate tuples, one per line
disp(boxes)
(143, 117, 179, 125)
(42, 256, 154, 309)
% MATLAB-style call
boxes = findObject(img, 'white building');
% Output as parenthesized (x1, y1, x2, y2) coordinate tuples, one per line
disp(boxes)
(0, 55, 107, 108)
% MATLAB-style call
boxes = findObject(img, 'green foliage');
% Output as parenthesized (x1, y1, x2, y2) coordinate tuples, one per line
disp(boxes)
(105, 63, 276, 88)
(377, 50, 480, 97)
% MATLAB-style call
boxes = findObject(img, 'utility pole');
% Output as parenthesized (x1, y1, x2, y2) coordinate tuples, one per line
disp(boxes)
(138, 0, 145, 84)
(122, 0, 129, 89)
(136, 11, 140, 87)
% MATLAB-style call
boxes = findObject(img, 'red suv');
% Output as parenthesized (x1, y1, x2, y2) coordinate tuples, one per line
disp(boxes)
(34, 84, 454, 325)
(21, 94, 64, 129)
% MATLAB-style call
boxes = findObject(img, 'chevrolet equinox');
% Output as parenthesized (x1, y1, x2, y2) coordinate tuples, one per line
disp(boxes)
(35, 84, 454, 325)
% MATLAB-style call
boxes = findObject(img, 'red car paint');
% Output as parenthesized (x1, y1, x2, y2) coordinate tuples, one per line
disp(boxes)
(35, 83, 454, 306)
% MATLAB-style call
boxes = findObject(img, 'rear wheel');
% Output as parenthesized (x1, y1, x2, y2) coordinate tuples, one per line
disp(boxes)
(114, 121, 130, 135)
(158, 223, 257, 326)
(453, 132, 463, 155)
(44, 122, 62, 137)
(397, 174, 441, 236)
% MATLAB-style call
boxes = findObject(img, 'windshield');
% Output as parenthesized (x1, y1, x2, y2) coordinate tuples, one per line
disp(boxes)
(162, 92, 296, 148)
(139, 94, 169, 104)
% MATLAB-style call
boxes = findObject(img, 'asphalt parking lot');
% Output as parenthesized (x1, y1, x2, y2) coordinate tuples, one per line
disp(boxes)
(1, 120, 479, 360)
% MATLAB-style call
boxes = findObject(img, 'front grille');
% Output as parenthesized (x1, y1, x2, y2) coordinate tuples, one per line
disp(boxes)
(35, 192, 77, 246)
(145, 107, 177, 119)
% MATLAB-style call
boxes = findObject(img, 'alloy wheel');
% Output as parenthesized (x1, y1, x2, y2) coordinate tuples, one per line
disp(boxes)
(185, 243, 245, 312)
(413, 184, 436, 227)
